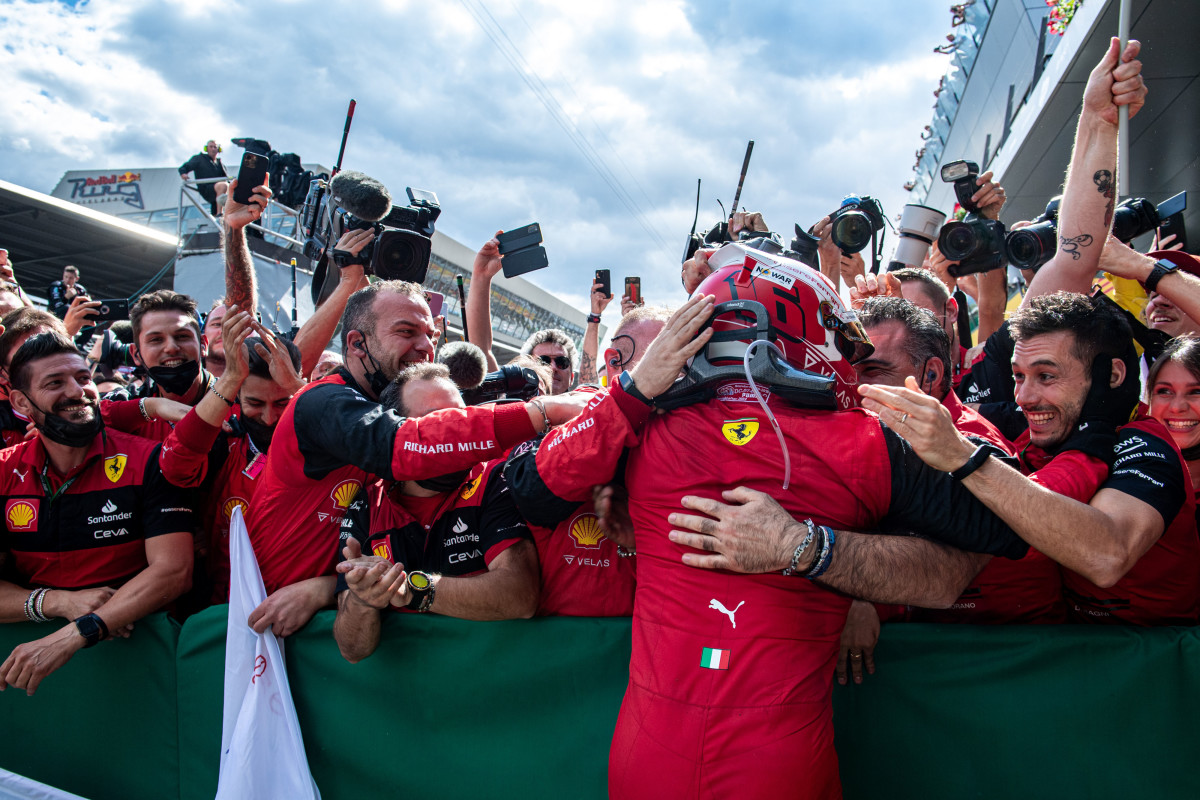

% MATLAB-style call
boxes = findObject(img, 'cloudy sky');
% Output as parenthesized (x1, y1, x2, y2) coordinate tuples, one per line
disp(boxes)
(1, 0, 966, 323)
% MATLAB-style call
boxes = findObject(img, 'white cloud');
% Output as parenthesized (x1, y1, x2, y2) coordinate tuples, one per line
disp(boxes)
(0, 0, 959, 313)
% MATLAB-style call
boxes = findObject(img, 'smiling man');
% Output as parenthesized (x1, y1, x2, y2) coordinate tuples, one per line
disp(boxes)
(0, 333, 194, 695)
(248, 280, 588, 598)
(860, 291, 1200, 625)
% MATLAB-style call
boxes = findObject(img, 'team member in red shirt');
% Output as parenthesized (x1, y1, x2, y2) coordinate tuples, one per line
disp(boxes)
(248, 280, 585, 597)
(854, 298, 1064, 624)
(158, 307, 306, 615)
(861, 291, 1200, 626)
(507, 307, 672, 617)
(0, 333, 194, 695)
(333, 364, 538, 662)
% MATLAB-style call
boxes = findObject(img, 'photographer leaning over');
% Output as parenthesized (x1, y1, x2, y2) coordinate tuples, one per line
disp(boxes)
(248, 279, 587, 600)
(0, 333, 194, 696)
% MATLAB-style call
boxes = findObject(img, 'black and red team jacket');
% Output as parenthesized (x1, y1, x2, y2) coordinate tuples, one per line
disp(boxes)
(0, 429, 195, 589)
(335, 458, 531, 599)
(248, 367, 537, 594)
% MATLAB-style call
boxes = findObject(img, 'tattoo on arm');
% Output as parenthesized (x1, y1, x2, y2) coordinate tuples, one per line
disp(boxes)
(1094, 170, 1115, 228)
(1058, 233, 1094, 261)
(222, 225, 256, 313)
(579, 351, 597, 384)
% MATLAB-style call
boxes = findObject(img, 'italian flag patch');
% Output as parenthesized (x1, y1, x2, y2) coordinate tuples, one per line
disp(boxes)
(700, 647, 730, 670)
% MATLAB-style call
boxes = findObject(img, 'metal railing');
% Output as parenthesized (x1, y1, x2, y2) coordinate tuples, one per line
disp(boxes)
(176, 177, 306, 256)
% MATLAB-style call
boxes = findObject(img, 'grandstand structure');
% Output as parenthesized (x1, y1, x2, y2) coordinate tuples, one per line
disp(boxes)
(908, 0, 1198, 240)
(0, 156, 593, 361)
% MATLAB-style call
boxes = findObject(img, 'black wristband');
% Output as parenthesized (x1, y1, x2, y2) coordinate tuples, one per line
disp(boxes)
(587, 313, 601, 324)
(74, 613, 109, 648)
(949, 443, 1000, 481)
(1144, 258, 1180, 294)
(618, 371, 653, 407)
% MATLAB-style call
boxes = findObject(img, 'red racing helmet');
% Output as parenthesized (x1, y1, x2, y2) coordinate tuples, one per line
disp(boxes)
(692, 244, 872, 409)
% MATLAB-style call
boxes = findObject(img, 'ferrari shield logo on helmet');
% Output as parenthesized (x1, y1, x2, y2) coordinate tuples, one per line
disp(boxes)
(721, 418, 759, 446)
(104, 454, 128, 484)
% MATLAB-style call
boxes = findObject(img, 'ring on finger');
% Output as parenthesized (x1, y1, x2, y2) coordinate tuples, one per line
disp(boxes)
(900, 412, 909, 424)
(849, 652, 863, 660)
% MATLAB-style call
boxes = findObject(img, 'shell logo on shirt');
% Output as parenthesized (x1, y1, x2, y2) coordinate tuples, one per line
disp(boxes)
(6, 499, 37, 531)
(371, 535, 394, 563)
(104, 454, 128, 483)
(721, 419, 759, 446)
(221, 496, 250, 523)
(331, 479, 362, 510)
(459, 474, 482, 500)
(569, 513, 605, 550)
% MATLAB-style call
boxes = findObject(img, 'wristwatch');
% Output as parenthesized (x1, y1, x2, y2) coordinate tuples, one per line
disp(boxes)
(405, 571, 437, 613)
(73, 613, 109, 648)
(618, 371, 653, 407)
(587, 313, 602, 324)
(1144, 257, 1180, 294)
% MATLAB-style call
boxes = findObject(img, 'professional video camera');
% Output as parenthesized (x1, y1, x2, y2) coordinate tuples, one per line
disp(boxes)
(302, 170, 441, 304)
(827, 195, 886, 255)
(460, 365, 542, 405)
(936, 160, 1007, 276)
(1005, 196, 1061, 271)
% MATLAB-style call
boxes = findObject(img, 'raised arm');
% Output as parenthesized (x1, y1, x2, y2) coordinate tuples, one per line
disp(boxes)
(580, 279, 613, 385)
(1026, 38, 1147, 299)
(466, 233, 503, 372)
(221, 179, 273, 314)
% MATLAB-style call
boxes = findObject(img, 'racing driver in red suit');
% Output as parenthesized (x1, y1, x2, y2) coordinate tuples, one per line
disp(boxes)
(509, 246, 1029, 798)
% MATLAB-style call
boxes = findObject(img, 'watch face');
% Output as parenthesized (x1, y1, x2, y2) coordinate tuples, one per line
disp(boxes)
(408, 572, 431, 591)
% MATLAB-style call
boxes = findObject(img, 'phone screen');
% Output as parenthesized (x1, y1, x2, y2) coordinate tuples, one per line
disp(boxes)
(625, 277, 642, 306)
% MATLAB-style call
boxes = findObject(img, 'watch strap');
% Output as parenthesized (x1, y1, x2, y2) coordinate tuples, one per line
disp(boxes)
(587, 313, 602, 324)
(618, 371, 653, 407)
(1144, 258, 1180, 294)
(74, 613, 109, 648)
(949, 443, 1000, 481)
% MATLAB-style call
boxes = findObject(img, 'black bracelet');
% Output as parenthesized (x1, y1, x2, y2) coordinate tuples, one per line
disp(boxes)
(587, 313, 601, 324)
(949, 443, 998, 481)
(618, 371, 653, 407)
(1144, 258, 1180, 294)
(210, 386, 236, 407)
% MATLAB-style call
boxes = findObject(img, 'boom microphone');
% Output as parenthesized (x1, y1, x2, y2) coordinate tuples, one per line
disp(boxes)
(438, 341, 488, 390)
(329, 170, 392, 222)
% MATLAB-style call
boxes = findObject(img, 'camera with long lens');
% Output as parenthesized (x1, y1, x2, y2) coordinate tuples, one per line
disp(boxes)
(1005, 196, 1061, 271)
(887, 204, 946, 271)
(301, 173, 442, 304)
(828, 195, 885, 255)
(935, 159, 1007, 277)
(460, 365, 541, 405)
(1111, 197, 1160, 243)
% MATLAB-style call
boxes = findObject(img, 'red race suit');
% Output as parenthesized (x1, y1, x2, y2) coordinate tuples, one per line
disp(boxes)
(509, 382, 1026, 798)
(248, 368, 536, 594)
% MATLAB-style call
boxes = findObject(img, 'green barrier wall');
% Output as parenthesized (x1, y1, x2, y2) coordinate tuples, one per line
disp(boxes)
(3, 611, 1200, 799)
(0, 614, 180, 800)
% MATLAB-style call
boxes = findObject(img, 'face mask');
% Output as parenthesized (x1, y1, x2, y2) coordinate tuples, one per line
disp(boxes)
(148, 360, 201, 396)
(239, 413, 275, 453)
(358, 338, 391, 399)
(30, 399, 104, 448)
(415, 469, 472, 493)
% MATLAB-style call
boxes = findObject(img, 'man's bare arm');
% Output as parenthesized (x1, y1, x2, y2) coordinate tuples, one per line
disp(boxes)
(467, 234, 503, 372)
(667, 487, 988, 607)
(333, 587, 383, 664)
(293, 255, 369, 378)
(1027, 38, 1146, 300)
(428, 541, 539, 621)
(220, 179, 273, 314)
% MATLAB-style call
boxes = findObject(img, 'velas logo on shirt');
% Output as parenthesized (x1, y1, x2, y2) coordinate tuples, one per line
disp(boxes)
(221, 496, 249, 522)
(568, 513, 604, 550)
(459, 474, 482, 500)
(104, 454, 128, 483)
(721, 419, 759, 446)
(6, 499, 37, 531)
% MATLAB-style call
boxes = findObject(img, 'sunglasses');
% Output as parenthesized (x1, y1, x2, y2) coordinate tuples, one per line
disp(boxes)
(538, 354, 572, 370)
